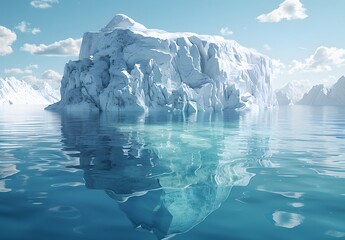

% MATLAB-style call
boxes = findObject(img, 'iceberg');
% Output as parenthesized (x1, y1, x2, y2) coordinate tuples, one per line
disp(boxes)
(48, 14, 277, 112)
(0, 77, 59, 105)
(275, 81, 312, 106)
(298, 76, 345, 106)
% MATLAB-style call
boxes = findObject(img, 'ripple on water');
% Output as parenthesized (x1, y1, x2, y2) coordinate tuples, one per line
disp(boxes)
(325, 230, 345, 238)
(51, 182, 85, 188)
(289, 202, 304, 208)
(48, 205, 81, 219)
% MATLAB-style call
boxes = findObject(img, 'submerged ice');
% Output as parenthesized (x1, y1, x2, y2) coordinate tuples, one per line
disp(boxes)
(48, 14, 277, 112)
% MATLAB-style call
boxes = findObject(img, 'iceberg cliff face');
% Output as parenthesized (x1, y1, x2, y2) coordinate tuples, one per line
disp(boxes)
(0, 77, 59, 105)
(298, 76, 345, 106)
(48, 14, 277, 112)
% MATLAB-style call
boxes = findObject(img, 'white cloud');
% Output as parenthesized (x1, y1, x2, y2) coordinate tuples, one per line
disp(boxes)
(22, 69, 62, 90)
(220, 27, 234, 36)
(257, 0, 308, 23)
(41, 69, 62, 89)
(15, 21, 27, 32)
(4, 68, 33, 75)
(272, 59, 286, 70)
(264, 44, 272, 51)
(272, 58, 286, 79)
(30, 0, 59, 9)
(32, 28, 41, 34)
(289, 46, 345, 73)
(4, 65, 39, 75)
(41, 69, 62, 81)
(15, 21, 41, 35)
(21, 38, 82, 56)
(27, 64, 39, 70)
(21, 75, 38, 85)
(4, 64, 38, 75)
(323, 75, 337, 87)
(0, 26, 17, 56)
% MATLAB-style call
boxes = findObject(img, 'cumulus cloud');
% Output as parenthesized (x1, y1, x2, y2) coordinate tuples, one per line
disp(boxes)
(264, 44, 272, 51)
(4, 68, 33, 75)
(30, 0, 59, 9)
(0, 26, 17, 56)
(272, 59, 286, 70)
(15, 21, 41, 35)
(31, 28, 41, 34)
(22, 69, 62, 90)
(257, 0, 308, 23)
(4, 65, 39, 75)
(323, 75, 337, 87)
(21, 75, 39, 86)
(41, 69, 62, 81)
(21, 38, 82, 56)
(15, 22, 27, 32)
(27, 64, 39, 70)
(220, 27, 234, 36)
(272, 58, 286, 79)
(289, 46, 345, 73)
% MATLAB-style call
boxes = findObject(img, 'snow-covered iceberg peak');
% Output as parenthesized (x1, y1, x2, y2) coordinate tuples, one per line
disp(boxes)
(297, 76, 345, 106)
(102, 14, 146, 32)
(49, 14, 277, 112)
(275, 80, 312, 106)
(0, 77, 59, 105)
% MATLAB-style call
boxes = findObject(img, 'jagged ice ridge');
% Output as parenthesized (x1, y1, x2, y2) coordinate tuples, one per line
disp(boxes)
(298, 76, 345, 106)
(0, 77, 60, 105)
(48, 14, 277, 113)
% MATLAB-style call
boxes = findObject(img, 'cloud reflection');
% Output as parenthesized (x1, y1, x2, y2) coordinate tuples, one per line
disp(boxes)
(272, 211, 304, 229)
(0, 163, 19, 192)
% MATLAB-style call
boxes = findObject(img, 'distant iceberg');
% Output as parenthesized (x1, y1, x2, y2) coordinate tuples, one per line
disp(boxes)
(298, 76, 345, 106)
(275, 81, 312, 106)
(48, 14, 277, 112)
(0, 77, 60, 105)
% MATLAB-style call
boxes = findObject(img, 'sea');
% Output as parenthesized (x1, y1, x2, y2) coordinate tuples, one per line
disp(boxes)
(0, 105, 344, 240)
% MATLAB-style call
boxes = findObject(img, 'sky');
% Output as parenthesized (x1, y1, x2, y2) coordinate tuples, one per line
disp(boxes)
(0, 0, 345, 89)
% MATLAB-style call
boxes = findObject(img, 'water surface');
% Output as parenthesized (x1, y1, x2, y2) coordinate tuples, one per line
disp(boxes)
(0, 105, 344, 239)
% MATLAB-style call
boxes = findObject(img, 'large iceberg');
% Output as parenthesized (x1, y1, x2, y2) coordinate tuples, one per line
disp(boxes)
(0, 77, 60, 105)
(48, 14, 277, 113)
(298, 76, 345, 106)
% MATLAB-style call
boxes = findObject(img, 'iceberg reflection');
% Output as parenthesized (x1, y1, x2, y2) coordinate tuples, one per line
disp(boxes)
(61, 112, 271, 239)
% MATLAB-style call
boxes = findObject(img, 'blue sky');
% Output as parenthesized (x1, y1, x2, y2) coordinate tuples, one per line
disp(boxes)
(0, 0, 345, 89)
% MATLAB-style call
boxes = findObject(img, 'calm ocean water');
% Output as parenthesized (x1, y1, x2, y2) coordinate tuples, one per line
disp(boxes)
(0, 105, 344, 240)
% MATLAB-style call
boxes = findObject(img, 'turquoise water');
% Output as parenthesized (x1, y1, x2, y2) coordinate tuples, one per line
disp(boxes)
(0, 106, 345, 240)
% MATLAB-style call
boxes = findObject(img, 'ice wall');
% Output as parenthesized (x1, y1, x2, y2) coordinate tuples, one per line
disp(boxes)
(48, 14, 277, 112)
